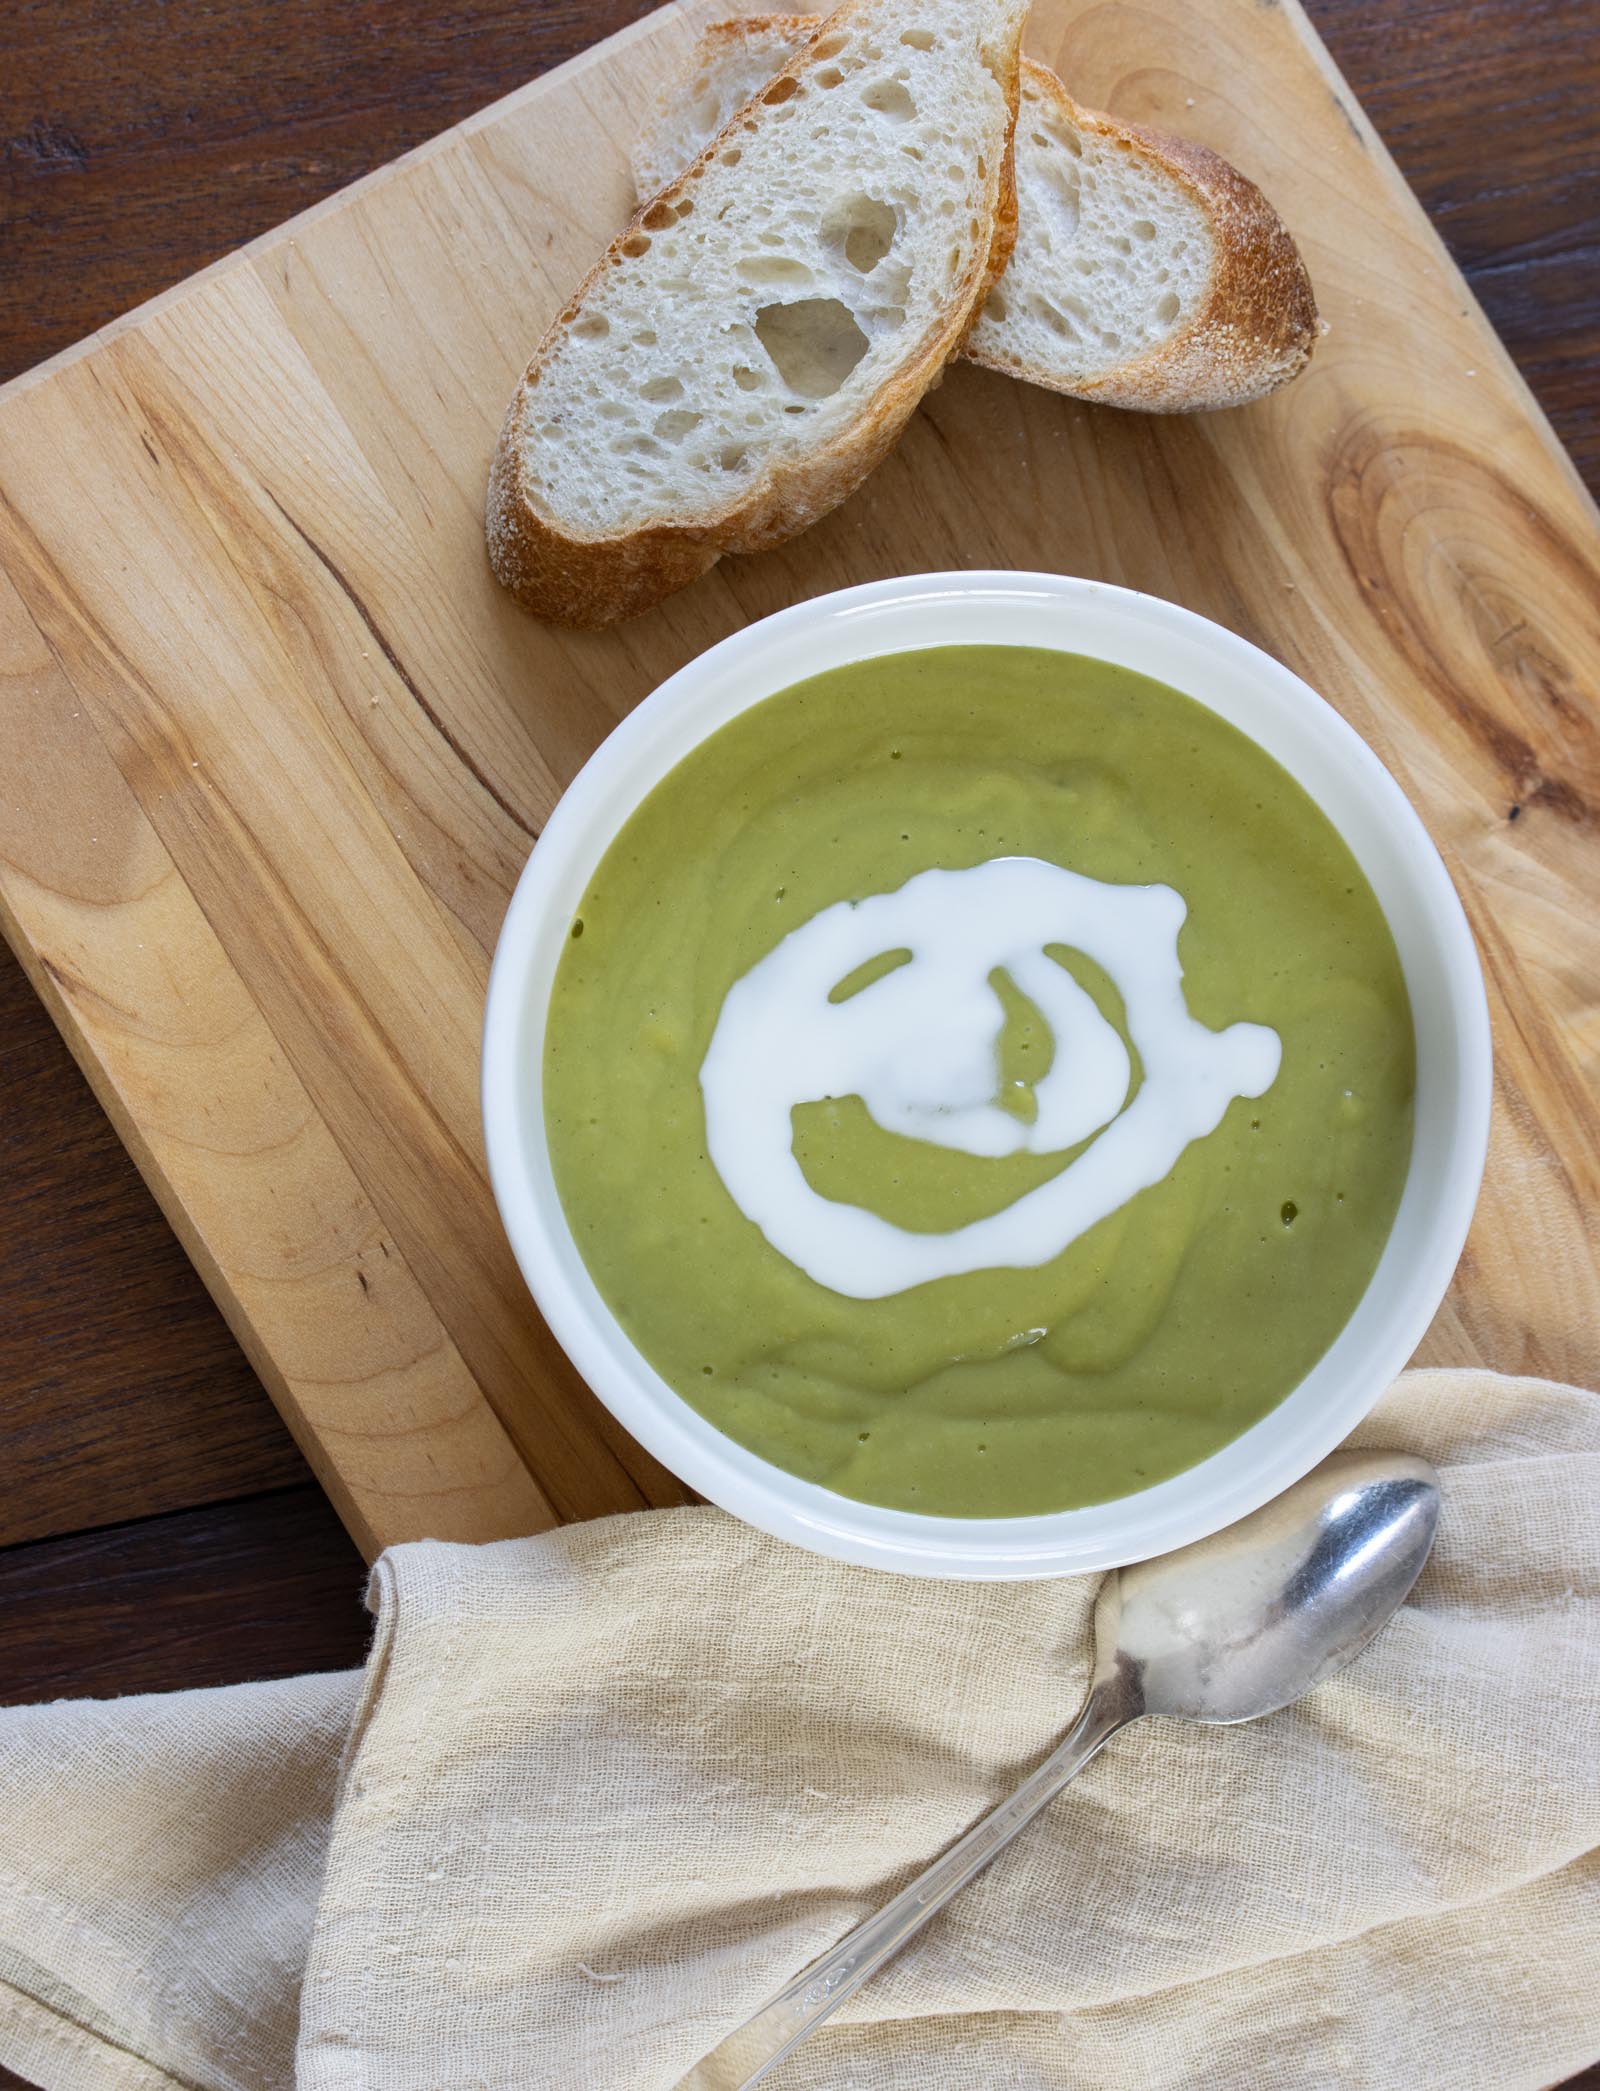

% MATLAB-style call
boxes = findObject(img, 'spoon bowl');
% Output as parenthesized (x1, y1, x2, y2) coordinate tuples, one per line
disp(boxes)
(1100, 1450, 1441, 1725)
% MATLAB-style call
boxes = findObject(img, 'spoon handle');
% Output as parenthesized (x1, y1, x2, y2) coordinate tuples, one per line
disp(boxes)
(677, 1677, 1136, 2091)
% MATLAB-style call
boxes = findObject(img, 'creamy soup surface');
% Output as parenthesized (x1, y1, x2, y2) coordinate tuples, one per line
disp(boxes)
(544, 646, 1415, 1517)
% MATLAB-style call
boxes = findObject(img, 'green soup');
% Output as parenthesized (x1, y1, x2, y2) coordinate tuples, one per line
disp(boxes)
(543, 646, 1414, 1517)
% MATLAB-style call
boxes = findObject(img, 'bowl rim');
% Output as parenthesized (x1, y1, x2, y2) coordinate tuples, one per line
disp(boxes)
(482, 571, 1492, 1577)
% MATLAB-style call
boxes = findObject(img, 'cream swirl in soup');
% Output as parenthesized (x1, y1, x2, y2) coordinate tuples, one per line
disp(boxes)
(700, 858, 1280, 1298)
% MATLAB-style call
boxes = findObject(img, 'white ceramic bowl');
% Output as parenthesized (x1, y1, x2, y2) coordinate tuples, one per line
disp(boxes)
(483, 573, 1492, 1578)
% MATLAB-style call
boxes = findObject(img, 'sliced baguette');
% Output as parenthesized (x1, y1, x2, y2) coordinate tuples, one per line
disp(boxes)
(488, 0, 1029, 627)
(631, 18, 1319, 414)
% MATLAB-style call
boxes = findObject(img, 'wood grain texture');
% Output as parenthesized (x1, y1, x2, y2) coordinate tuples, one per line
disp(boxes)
(1, 0, 1597, 1560)
(1308, 0, 1598, 495)
(0, 0, 658, 387)
(0, 1485, 371, 1707)
(0, 557, 558, 1557)
(0, 943, 311, 1545)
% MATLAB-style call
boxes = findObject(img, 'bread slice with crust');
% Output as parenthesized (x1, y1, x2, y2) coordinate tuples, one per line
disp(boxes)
(967, 76, 1318, 408)
(488, 0, 1029, 627)
(631, 17, 1318, 414)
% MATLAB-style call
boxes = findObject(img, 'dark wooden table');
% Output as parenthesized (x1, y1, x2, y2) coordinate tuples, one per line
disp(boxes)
(2, 3, 1596, 2084)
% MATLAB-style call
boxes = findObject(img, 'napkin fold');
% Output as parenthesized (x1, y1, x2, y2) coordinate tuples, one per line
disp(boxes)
(1, 1370, 1597, 2091)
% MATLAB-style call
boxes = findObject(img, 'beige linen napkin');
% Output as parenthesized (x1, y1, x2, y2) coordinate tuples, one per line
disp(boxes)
(0, 1369, 1596, 2091)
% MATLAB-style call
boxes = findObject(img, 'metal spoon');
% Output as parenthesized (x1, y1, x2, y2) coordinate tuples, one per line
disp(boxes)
(680, 1449, 1439, 2091)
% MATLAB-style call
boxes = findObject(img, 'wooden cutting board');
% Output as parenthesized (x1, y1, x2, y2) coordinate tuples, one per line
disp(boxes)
(1, 0, 1596, 1561)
